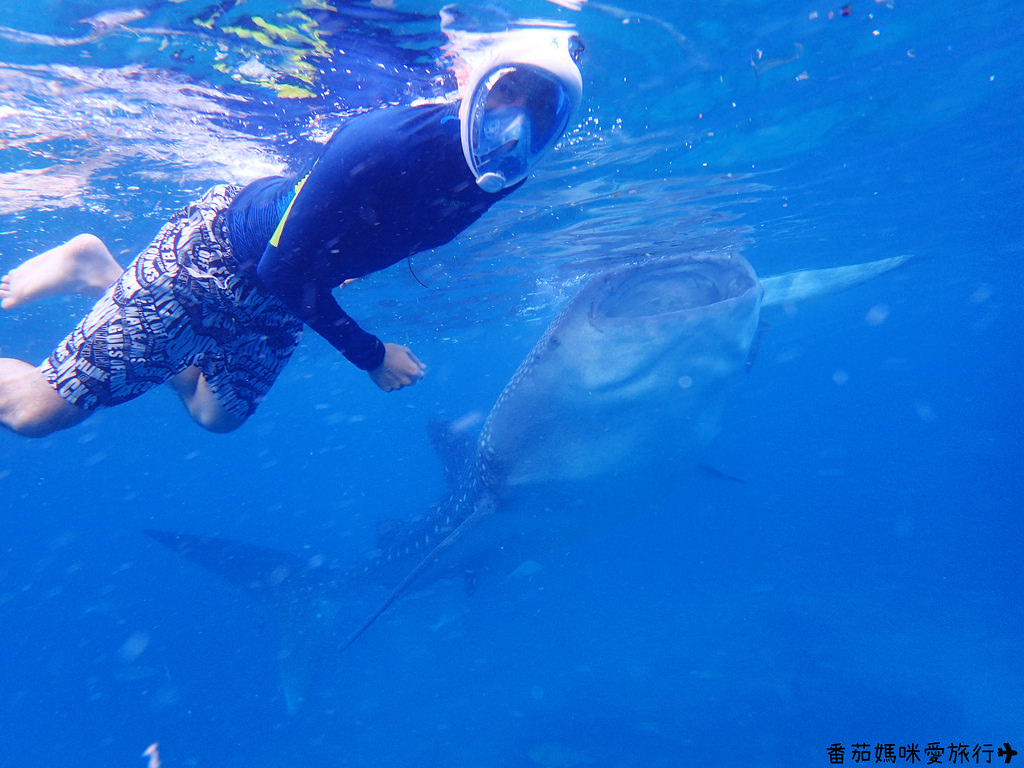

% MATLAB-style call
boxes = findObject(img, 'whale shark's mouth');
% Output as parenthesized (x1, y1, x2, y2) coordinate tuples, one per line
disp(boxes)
(595, 255, 759, 320)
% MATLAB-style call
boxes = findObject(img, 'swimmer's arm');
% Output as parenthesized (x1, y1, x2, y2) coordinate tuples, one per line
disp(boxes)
(255, 249, 385, 371)
(256, 256, 423, 390)
(254, 254, 423, 390)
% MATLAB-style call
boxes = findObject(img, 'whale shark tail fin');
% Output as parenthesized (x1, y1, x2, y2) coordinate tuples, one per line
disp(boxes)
(145, 529, 346, 714)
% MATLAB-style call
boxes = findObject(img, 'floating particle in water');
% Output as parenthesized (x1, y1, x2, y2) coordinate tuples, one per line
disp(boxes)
(865, 303, 890, 326)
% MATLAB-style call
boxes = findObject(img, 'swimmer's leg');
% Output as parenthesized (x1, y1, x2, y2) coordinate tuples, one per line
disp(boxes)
(0, 358, 89, 437)
(168, 366, 245, 434)
(1, 234, 123, 310)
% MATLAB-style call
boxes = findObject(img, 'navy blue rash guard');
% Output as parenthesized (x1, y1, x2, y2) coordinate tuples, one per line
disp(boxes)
(225, 101, 519, 372)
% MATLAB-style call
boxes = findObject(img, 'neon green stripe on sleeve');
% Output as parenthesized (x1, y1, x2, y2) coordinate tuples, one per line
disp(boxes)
(269, 172, 312, 248)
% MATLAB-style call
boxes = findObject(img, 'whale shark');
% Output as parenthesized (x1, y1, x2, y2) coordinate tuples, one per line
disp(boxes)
(147, 251, 909, 712)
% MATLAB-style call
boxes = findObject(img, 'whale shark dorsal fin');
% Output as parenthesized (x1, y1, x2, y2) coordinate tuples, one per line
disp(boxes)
(760, 254, 912, 308)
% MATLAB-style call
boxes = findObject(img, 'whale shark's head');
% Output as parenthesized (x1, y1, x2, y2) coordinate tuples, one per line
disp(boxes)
(552, 253, 764, 400)
(480, 253, 764, 498)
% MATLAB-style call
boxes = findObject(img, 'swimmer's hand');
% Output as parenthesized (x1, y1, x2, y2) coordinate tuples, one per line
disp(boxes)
(369, 343, 426, 392)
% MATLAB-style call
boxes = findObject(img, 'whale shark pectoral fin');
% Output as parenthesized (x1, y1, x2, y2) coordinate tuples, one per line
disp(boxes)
(427, 415, 482, 489)
(339, 504, 490, 653)
(745, 318, 770, 372)
(760, 254, 912, 308)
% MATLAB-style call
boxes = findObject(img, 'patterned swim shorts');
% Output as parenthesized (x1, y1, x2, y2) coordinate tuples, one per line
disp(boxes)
(41, 185, 304, 421)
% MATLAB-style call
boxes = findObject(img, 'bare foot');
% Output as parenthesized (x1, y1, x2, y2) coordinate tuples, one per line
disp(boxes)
(1, 233, 123, 310)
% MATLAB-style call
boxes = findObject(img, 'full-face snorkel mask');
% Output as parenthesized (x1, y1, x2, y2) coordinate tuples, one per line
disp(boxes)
(459, 30, 583, 193)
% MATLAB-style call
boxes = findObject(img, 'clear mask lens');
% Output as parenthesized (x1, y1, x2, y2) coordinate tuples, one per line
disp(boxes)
(468, 66, 573, 191)
(475, 106, 533, 185)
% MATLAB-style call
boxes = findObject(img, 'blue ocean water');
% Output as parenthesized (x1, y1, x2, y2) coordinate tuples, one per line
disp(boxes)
(0, 1, 1021, 766)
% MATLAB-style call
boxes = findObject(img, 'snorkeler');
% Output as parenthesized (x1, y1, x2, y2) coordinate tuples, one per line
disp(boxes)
(0, 30, 583, 438)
